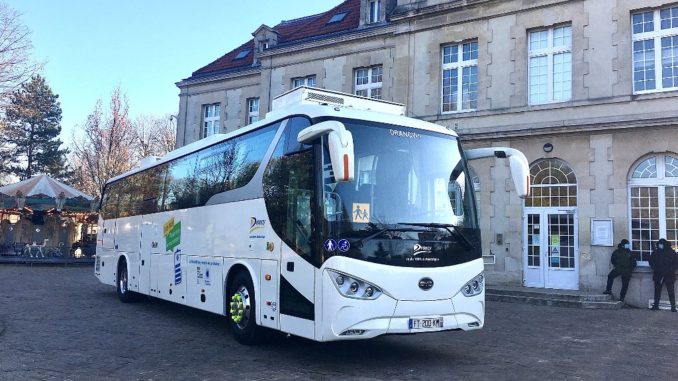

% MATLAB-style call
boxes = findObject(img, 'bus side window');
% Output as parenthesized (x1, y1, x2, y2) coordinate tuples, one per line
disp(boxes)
(164, 155, 199, 211)
(284, 117, 312, 153)
(100, 183, 118, 219)
(140, 166, 165, 214)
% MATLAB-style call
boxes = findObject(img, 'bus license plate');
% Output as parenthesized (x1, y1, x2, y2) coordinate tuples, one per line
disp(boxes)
(408, 317, 443, 330)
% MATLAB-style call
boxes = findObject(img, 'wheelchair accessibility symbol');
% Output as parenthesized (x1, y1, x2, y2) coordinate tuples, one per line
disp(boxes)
(338, 239, 350, 252)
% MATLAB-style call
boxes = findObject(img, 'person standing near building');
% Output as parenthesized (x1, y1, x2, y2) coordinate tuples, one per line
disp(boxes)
(649, 238, 677, 312)
(603, 239, 636, 302)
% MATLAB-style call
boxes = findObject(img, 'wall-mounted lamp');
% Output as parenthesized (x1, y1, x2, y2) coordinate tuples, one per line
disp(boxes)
(8, 214, 19, 224)
(543, 143, 554, 153)
(56, 192, 66, 212)
(15, 191, 26, 209)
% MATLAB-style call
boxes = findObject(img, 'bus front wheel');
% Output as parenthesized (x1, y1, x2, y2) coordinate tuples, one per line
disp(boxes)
(228, 271, 262, 344)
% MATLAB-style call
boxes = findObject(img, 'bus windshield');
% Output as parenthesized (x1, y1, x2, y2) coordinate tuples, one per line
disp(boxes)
(320, 118, 480, 267)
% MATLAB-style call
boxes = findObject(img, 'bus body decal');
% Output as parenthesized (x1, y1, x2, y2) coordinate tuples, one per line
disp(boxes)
(279, 275, 315, 321)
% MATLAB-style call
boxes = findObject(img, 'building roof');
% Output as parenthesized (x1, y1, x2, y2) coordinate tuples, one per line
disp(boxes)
(188, 0, 361, 80)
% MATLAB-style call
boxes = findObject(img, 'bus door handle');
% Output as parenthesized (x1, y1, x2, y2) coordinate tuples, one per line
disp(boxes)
(286, 262, 294, 272)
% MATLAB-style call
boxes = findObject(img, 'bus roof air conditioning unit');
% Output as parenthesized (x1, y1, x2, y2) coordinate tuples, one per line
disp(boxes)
(271, 86, 406, 116)
(136, 156, 163, 169)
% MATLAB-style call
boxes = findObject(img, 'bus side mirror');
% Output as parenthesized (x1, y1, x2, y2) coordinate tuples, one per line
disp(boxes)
(298, 120, 355, 182)
(466, 147, 531, 198)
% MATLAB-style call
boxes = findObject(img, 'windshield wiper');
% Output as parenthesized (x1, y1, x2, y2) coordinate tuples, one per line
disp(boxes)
(351, 226, 427, 248)
(397, 222, 475, 249)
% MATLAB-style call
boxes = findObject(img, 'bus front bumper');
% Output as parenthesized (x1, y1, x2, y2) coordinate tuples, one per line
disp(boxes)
(321, 284, 484, 341)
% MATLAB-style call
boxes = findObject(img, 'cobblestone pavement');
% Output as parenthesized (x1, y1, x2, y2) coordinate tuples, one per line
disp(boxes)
(0, 266, 676, 381)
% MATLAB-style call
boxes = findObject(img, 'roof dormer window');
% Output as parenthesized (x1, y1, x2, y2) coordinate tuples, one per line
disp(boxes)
(328, 12, 348, 24)
(234, 49, 251, 60)
(369, 0, 381, 23)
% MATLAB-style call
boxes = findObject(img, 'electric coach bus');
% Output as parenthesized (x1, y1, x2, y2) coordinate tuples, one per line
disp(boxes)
(95, 87, 529, 344)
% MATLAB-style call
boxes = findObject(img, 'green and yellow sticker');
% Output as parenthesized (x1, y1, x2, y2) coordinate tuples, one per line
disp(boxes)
(164, 218, 182, 251)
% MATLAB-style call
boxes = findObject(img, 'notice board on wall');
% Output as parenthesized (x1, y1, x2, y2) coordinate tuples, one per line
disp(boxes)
(591, 218, 613, 246)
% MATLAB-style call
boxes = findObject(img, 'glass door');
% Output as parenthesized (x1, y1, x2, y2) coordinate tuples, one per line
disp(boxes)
(524, 208, 579, 290)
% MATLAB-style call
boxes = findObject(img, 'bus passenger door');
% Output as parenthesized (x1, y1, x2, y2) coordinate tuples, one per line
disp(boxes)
(139, 218, 160, 295)
(116, 216, 142, 292)
(262, 117, 317, 339)
(101, 220, 116, 250)
(278, 183, 316, 340)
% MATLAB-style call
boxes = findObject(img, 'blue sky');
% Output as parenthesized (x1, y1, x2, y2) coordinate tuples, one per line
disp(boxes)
(5, 0, 343, 144)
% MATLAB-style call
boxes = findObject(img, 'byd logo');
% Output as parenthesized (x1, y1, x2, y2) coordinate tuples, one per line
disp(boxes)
(419, 277, 434, 291)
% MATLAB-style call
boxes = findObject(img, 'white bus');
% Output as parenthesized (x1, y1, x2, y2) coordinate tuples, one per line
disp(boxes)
(95, 87, 529, 344)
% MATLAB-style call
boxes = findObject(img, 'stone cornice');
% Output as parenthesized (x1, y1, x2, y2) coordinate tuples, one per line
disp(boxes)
(457, 115, 678, 141)
(257, 24, 396, 58)
(390, 0, 495, 20)
(390, 0, 579, 34)
(176, 67, 261, 88)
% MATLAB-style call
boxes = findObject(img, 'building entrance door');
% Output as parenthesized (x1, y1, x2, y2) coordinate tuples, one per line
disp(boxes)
(523, 208, 579, 290)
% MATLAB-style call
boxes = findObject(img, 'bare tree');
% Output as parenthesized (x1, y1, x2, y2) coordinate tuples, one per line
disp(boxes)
(132, 113, 157, 160)
(132, 113, 177, 161)
(0, 119, 11, 185)
(70, 88, 136, 198)
(0, 2, 41, 104)
(156, 114, 177, 154)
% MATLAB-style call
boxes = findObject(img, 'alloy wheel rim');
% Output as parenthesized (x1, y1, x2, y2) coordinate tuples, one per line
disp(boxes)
(229, 286, 251, 329)
(119, 267, 128, 294)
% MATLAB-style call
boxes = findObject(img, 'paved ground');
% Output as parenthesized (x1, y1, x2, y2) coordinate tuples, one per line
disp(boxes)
(0, 266, 676, 381)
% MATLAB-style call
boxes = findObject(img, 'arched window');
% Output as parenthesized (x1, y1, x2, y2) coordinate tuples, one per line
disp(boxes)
(525, 158, 577, 207)
(628, 153, 678, 263)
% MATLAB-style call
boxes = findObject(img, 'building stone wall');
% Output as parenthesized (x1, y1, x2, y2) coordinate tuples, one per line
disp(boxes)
(176, 0, 678, 306)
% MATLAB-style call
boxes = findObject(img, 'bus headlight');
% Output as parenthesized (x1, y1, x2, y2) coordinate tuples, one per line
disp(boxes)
(461, 273, 484, 297)
(328, 269, 382, 300)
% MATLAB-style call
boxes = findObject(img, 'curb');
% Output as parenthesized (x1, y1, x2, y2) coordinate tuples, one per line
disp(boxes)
(0, 260, 94, 267)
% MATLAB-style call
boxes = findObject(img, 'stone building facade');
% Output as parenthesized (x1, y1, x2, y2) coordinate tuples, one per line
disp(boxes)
(176, 0, 678, 307)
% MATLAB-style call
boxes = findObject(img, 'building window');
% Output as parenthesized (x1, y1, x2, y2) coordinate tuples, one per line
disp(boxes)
(442, 41, 478, 113)
(354, 65, 383, 99)
(234, 49, 251, 60)
(247, 98, 259, 124)
(202, 103, 220, 138)
(528, 25, 572, 105)
(292, 75, 316, 88)
(328, 12, 348, 24)
(632, 6, 678, 93)
(525, 158, 578, 208)
(628, 153, 678, 263)
(369, 0, 381, 24)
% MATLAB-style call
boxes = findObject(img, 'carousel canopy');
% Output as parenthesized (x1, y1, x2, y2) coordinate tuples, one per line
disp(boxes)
(0, 175, 93, 200)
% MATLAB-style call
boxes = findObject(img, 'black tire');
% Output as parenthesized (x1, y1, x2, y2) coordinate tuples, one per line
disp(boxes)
(116, 259, 137, 303)
(227, 271, 262, 345)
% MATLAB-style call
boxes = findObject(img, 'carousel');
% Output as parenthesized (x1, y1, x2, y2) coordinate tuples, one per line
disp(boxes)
(0, 175, 97, 260)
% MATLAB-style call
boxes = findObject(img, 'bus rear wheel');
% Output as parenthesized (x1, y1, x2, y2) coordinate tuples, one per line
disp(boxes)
(228, 272, 262, 344)
(117, 259, 137, 303)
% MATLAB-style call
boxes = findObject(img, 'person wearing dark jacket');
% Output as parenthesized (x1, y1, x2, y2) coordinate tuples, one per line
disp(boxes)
(603, 239, 636, 302)
(649, 238, 677, 312)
